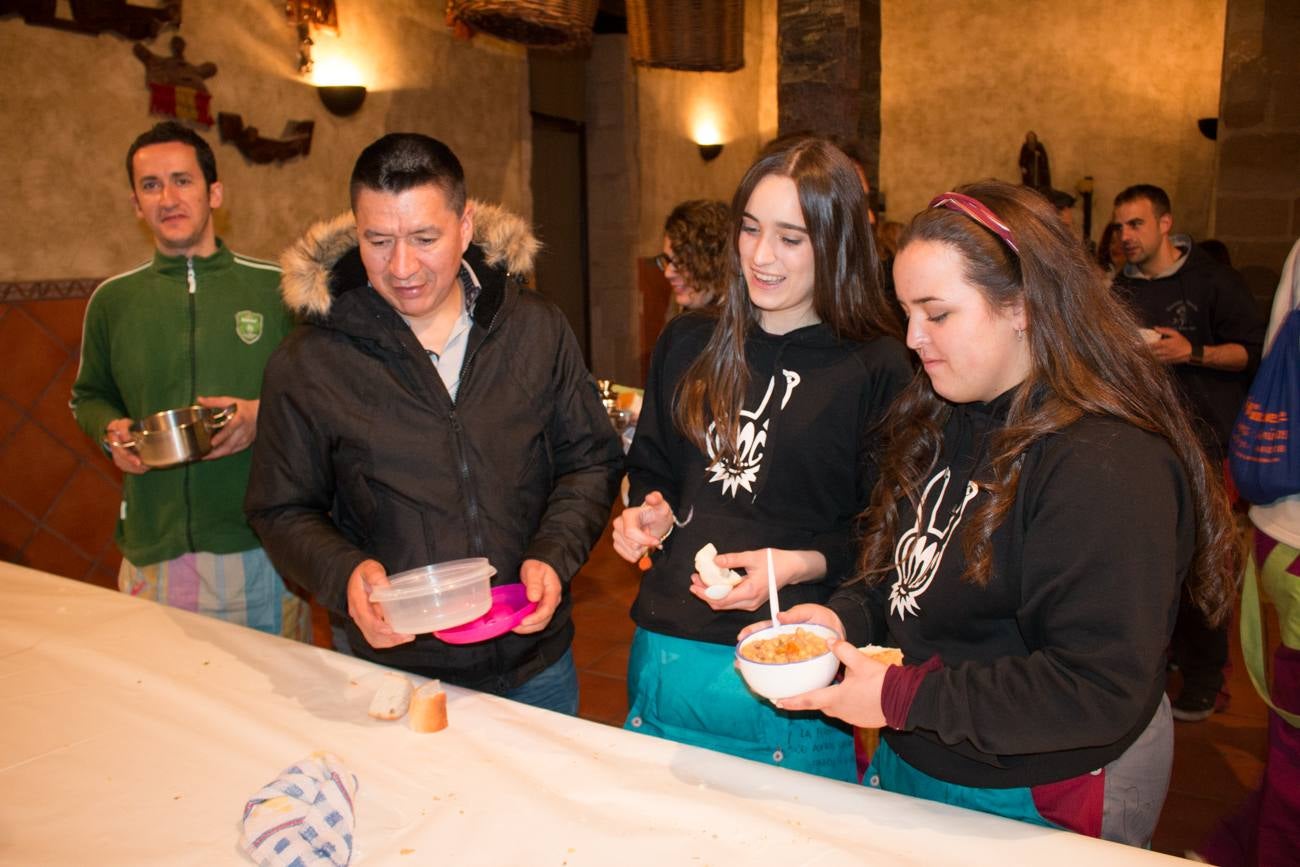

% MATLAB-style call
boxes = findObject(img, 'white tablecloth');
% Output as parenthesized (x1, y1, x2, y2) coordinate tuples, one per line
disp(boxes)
(0, 563, 1187, 865)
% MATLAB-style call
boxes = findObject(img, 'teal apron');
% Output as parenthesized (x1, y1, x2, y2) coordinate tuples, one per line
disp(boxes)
(624, 628, 856, 782)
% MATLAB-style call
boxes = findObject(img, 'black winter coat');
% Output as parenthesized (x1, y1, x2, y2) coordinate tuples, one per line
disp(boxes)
(245, 206, 623, 692)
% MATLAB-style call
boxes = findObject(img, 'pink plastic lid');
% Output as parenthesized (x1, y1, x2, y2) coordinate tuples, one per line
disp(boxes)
(433, 583, 538, 645)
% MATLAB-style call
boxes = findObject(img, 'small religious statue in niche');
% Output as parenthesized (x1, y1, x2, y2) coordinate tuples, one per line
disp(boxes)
(133, 35, 216, 126)
(0, 0, 181, 41)
(217, 113, 314, 165)
(1018, 131, 1051, 191)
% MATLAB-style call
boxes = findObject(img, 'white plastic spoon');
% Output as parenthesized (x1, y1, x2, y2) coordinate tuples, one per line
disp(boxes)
(766, 547, 779, 626)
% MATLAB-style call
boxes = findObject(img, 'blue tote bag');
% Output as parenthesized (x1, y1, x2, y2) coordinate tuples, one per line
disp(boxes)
(1229, 307, 1300, 505)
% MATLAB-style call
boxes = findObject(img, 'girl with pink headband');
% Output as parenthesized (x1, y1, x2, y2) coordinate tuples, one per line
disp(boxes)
(752, 180, 1238, 847)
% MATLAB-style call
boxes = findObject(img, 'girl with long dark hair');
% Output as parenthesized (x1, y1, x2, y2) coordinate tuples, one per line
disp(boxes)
(611, 137, 911, 780)
(765, 180, 1239, 843)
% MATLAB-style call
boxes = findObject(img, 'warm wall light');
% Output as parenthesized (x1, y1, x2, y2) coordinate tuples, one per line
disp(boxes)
(691, 114, 724, 162)
(697, 143, 723, 162)
(318, 85, 366, 116)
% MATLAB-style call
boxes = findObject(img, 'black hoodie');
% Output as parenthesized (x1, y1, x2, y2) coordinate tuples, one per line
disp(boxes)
(1114, 240, 1264, 458)
(628, 312, 912, 645)
(830, 393, 1195, 788)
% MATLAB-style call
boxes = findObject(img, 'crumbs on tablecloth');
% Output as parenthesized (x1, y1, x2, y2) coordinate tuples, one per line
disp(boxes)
(400, 849, 414, 855)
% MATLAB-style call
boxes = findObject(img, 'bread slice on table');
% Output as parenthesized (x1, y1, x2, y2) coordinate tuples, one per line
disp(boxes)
(368, 672, 413, 720)
(409, 680, 448, 733)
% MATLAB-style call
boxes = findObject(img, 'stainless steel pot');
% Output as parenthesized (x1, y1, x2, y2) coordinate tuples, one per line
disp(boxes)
(119, 405, 236, 468)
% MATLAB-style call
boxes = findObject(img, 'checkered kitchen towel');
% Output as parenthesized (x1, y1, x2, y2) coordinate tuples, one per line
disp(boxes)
(240, 752, 359, 866)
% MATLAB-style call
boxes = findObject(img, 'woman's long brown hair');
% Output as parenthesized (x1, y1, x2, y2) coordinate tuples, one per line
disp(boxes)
(672, 137, 903, 461)
(857, 180, 1239, 625)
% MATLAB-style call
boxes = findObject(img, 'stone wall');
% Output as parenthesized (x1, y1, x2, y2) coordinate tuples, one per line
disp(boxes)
(777, 0, 882, 186)
(0, 0, 529, 284)
(588, 0, 779, 384)
(879, 0, 1227, 242)
(1212, 0, 1300, 301)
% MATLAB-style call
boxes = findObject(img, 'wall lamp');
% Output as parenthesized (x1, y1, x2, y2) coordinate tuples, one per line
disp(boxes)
(318, 84, 366, 117)
(697, 143, 723, 162)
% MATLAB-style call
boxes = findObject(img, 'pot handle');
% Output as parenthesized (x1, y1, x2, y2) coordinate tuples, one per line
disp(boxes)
(109, 434, 139, 453)
(208, 404, 238, 430)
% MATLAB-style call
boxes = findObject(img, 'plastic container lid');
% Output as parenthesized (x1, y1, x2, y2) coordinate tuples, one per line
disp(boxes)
(433, 584, 539, 645)
(368, 558, 495, 604)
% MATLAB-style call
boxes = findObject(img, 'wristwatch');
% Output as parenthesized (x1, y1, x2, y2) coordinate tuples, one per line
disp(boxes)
(1188, 342, 1204, 365)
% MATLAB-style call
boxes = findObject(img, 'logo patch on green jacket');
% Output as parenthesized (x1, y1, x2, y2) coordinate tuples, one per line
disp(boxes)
(235, 310, 264, 345)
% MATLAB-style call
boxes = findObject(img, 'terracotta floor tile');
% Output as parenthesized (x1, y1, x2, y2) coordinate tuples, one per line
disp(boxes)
(0, 307, 67, 410)
(0, 421, 79, 518)
(571, 632, 623, 669)
(577, 671, 628, 727)
(585, 643, 630, 679)
(571, 602, 635, 643)
(43, 464, 120, 560)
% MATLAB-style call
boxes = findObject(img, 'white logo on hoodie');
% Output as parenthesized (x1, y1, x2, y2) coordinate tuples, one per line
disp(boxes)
(705, 370, 800, 497)
(889, 467, 980, 618)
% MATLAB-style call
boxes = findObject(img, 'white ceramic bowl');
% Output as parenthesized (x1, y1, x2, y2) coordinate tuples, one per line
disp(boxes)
(368, 558, 495, 634)
(735, 622, 841, 701)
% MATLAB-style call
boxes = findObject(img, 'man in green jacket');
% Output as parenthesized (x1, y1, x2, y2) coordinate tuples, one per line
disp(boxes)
(71, 121, 306, 640)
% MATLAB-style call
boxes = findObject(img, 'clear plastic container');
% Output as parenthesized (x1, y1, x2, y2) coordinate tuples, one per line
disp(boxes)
(368, 558, 495, 634)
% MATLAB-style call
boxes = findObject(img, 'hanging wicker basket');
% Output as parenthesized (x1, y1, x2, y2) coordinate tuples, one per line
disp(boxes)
(446, 0, 600, 50)
(626, 0, 745, 72)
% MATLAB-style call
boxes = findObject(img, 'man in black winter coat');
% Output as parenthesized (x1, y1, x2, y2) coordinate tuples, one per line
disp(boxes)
(1111, 183, 1264, 723)
(245, 134, 623, 713)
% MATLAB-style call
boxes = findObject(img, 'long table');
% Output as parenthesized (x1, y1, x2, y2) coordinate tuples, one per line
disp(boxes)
(0, 563, 1188, 865)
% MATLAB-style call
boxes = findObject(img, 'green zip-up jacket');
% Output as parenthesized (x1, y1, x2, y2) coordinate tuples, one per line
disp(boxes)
(71, 240, 293, 566)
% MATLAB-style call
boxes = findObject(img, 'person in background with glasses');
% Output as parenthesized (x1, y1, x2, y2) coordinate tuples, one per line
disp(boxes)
(656, 200, 731, 314)
(755, 180, 1239, 846)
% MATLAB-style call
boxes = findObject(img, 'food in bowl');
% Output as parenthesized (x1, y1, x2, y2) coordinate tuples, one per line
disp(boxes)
(735, 622, 841, 701)
(368, 558, 495, 634)
(739, 627, 830, 663)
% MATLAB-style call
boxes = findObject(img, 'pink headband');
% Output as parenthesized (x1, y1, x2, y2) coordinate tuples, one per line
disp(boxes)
(928, 192, 1019, 254)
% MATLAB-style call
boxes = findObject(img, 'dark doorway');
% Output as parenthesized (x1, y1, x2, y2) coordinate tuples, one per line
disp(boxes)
(530, 113, 590, 363)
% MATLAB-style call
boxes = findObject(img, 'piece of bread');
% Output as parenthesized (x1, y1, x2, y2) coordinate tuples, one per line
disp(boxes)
(694, 542, 741, 588)
(859, 644, 904, 666)
(409, 680, 448, 733)
(368, 672, 413, 720)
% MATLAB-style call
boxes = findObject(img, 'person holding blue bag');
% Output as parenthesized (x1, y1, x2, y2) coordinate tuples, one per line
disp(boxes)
(1198, 237, 1300, 865)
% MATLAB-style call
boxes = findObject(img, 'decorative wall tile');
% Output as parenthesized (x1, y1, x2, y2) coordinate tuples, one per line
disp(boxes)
(0, 498, 38, 561)
(0, 421, 79, 518)
(22, 528, 93, 582)
(2, 298, 122, 580)
(44, 465, 121, 562)
(0, 307, 65, 410)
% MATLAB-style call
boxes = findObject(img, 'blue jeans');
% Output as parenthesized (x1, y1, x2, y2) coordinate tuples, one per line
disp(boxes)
(503, 648, 579, 715)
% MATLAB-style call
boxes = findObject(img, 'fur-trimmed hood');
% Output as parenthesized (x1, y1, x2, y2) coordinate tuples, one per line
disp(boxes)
(279, 199, 540, 318)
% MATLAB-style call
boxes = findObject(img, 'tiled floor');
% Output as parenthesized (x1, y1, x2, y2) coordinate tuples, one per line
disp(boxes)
(567, 520, 1272, 861)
